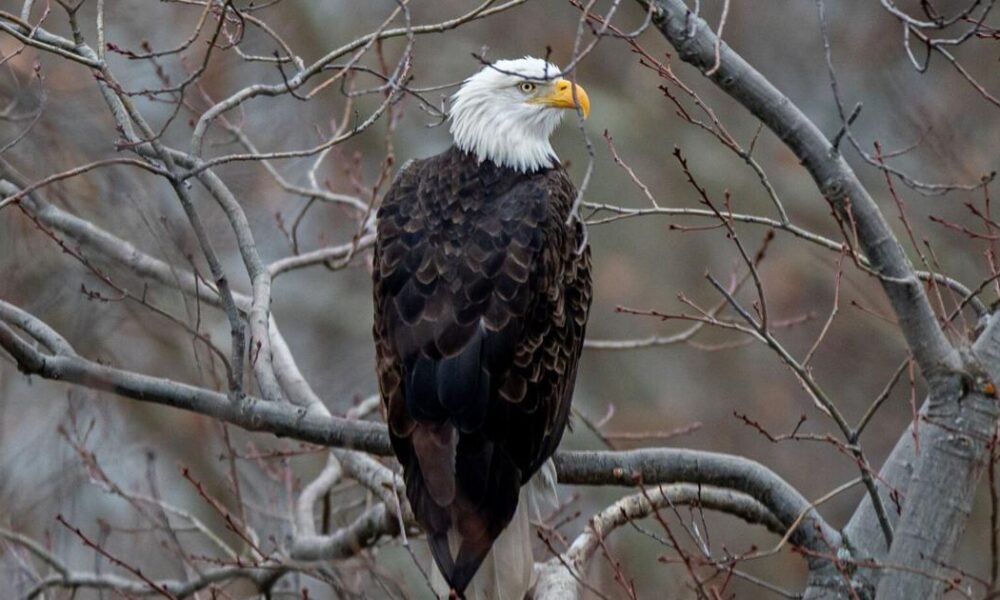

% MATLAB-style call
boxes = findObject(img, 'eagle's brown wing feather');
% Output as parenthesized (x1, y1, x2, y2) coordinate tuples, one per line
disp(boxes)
(372, 147, 591, 594)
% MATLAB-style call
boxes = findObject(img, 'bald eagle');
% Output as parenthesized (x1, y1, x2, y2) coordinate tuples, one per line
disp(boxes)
(372, 57, 592, 598)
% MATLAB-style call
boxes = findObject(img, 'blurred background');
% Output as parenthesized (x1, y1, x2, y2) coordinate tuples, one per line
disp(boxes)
(1, 0, 998, 597)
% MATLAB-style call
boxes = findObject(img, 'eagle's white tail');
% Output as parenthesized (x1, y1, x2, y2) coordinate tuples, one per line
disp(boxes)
(430, 460, 560, 599)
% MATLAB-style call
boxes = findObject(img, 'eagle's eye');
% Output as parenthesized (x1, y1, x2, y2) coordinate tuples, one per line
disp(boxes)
(517, 81, 536, 94)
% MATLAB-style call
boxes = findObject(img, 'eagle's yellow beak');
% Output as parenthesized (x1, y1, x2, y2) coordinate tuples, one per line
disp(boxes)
(538, 78, 590, 119)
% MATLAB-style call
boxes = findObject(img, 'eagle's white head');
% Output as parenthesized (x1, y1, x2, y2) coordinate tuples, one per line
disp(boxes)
(449, 57, 590, 173)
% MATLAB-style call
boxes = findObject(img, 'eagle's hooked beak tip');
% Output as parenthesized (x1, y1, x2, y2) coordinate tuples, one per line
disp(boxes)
(549, 78, 591, 119)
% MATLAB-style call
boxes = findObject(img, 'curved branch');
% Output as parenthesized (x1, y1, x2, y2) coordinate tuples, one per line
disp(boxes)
(268, 233, 375, 278)
(290, 502, 400, 562)
(0, 301, 76, 356)
(554, 448, 841, 554)
(533, 484, 784, 598)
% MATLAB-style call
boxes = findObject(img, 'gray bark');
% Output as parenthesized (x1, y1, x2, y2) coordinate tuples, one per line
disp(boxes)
(844, 316, 1000, 598)
(871, 318, 1000, 598)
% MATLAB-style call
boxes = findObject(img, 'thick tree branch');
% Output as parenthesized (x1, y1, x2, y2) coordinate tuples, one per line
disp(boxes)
(842, 315, 1000, 597)
(634, 1, 995, 597)
(0, 301, 836, 556)
(2, 338, 392, 453)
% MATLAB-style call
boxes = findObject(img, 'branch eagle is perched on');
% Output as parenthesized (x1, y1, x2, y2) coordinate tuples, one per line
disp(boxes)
(372, 57, 593, 598)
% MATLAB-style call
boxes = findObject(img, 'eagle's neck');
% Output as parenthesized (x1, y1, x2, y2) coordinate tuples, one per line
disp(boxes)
(450, 146, 550, 180)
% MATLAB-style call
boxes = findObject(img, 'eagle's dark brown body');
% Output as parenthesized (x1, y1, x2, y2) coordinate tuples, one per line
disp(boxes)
(372, 146, 591, 594)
